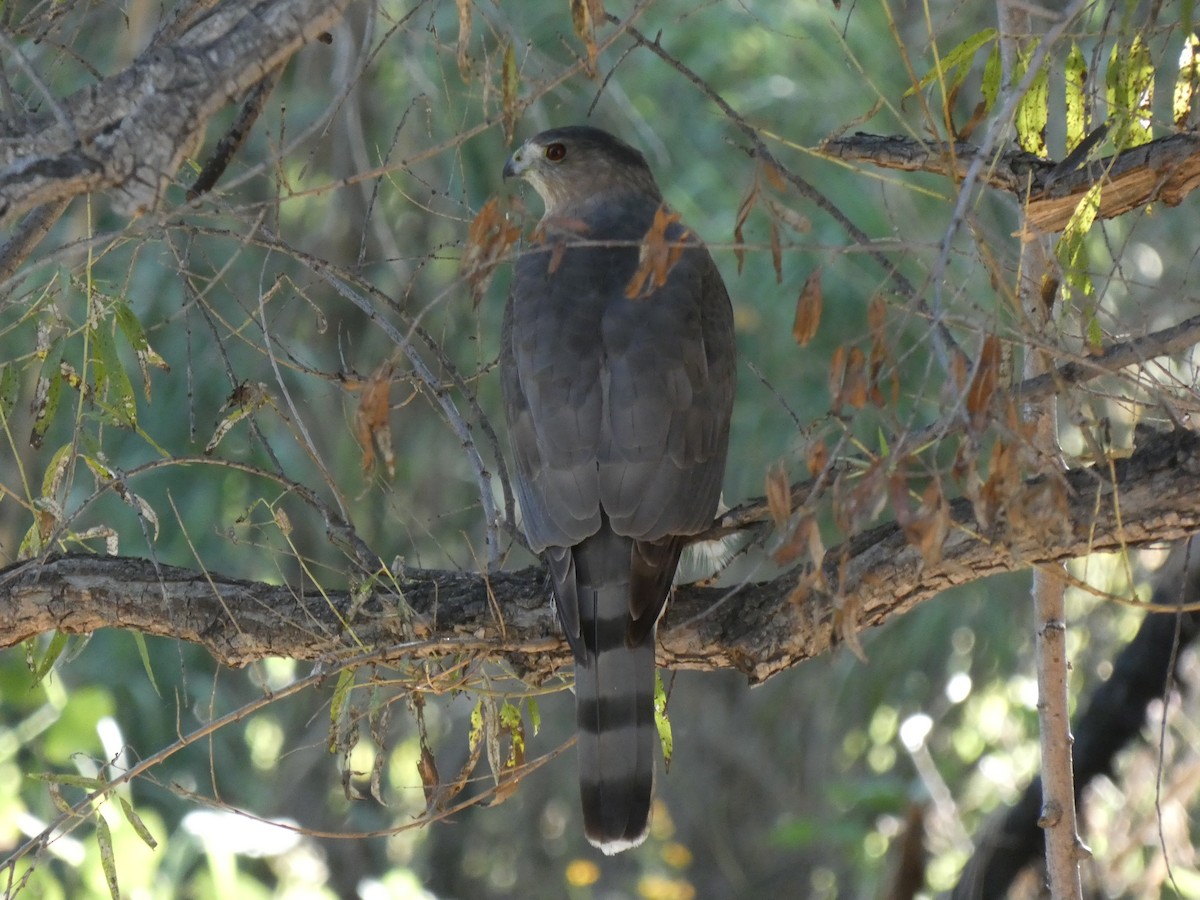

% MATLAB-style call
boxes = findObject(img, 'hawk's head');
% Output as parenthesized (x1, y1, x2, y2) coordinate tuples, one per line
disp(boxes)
(503, 126, 662, 215)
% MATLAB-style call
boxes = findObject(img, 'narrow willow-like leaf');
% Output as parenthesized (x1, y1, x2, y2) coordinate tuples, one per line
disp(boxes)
(981, 44, 1001, 112)
(30, 632, 70, 687)
(903, 27, 996, 99)
(1015, 54, 1050, 156)
(1065, 44, 1088, 152)
(1175, 34, 1200, 127)
(654, 670, 673, 768)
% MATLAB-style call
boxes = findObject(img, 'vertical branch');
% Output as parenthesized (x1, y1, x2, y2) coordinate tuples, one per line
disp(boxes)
(999, 0, 1088, 894)
(1020, 213, 1087, 900)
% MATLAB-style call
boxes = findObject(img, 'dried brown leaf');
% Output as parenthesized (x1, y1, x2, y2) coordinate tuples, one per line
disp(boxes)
(418, 744, 440, 808)
(732, 177, 759, 275)
(966, 335, 1001, 430)
(829, 345, 847, 410)
(501, 42, 519, 143)
(843, 346, 868, 409)
(764, 197, 811, 235)
(569, 0, 603, 77)
(765, 462, 791, 528)
(354, 362, 395, 477)
(867, 294, 887, 335)
(806, 438, 828, 478)
(626, 205, 686, 299)
(769, 218, 783, 284)
(462, 196, 521, 306)
(455, 0, 472, 81)
(792, 269, 823, 346)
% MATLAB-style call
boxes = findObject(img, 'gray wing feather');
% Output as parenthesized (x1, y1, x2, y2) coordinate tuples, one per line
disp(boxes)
(502, 196, 735, 551)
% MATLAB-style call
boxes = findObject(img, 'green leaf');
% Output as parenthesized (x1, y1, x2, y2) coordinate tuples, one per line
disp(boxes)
(0, 364, 20, 420)
(903, 28, 996, 99)
(33, 771, 106, 790)
(113, 298, 169, 402)
(1175, 34, 1200, 128)
(30, 631, 69, 687)
(468, 698, 484, 755)
(96, 815, 120, 900)
(1086, 311, 1104, 353)
(1015, 53, 1050, 156)
(131, 633, 161, 696)
(654, 670, 673, 768)
(1107, 37, 1154, 149)
(1065, 44, 1088, 152)
(41, 443, 72, 497)
(30, 340, 65, 449)
(1055, 183, 1102, 305)
(90, 317, 137, 427)
(981, 45, 1001, 112)
(527, 697, 541, 736)
(118, 796, 158, 849)
(328, 669, 355, 752)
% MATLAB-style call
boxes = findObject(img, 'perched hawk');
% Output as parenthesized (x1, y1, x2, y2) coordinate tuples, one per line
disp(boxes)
(500, 126, 736, 853)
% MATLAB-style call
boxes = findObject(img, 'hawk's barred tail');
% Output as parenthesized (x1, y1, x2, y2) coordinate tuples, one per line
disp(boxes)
(573, 529, 657, 855)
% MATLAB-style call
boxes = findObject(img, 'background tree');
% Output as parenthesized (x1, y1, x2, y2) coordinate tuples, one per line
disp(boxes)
(3, 1, 1200, 897)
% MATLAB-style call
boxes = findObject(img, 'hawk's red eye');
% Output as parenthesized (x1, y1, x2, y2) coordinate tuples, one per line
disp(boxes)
(544, 142, 567, 161)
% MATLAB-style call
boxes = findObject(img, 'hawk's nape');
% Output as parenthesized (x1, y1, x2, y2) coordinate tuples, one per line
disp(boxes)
(499, 125, 736, 854)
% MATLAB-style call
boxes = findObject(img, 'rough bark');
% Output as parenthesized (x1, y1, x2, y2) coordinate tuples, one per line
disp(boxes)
(0, 0, 350, 225)
(3, 427, 1200, 684)
(821, 132, 1200, 234)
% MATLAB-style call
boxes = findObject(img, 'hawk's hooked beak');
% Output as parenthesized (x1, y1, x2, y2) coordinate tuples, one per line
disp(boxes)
(503, 143, 532, 180)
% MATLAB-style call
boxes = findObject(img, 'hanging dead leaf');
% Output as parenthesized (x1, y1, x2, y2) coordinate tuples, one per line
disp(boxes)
(842, 346, 868, 409)
(828, 345, 847, 409)
(626, 205, 687, 299)
(769, 218, 783, 284)
(891, 476, 950, 565)
(455, 0, 472, 81)
(834, 593, 868, 663)
(867, 294, 887, 336)
(966, 334, 1001, 431)
(501, 42, 520, 143)
(774, 514, 827, 568)
(792, 269, 823, 346)
(765, 463, 792, 528)
(831, 462, 887, 535)
(461, 196, 521, 307)
(764, 197, 811, 235)
(417, 744, 440, 808)
(732, 176, 759, 275)
(354, 362, 396, 477)
(569, 0, 604, 77)
(806, 438, 828, 478)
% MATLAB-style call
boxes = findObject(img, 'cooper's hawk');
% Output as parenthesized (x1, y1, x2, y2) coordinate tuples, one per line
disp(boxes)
(500, 126, 736, 853)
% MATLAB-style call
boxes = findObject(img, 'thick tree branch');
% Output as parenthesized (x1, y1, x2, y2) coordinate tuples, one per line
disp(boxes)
(0, 0, 350, 225)
(3, 428, 1200, 683)
(822, 132, 1200, 233)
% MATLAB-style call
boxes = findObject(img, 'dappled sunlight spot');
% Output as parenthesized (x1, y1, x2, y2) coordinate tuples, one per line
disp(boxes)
(660, 841, 693, 869)
(867, 744, 896, 774)
(648, 797, 677, 841)
(863, 829, 888, 860)
(637, 874, 695, 900)
(899, 713, 932, 751)
(945, 671, 972, 704)
(245, 716, 284, 771)
(359, 870, 438, 900)
(1131, 242, 1163, 281)
(182, 809, 301, 857)
(564, 858, 600, 887)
